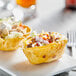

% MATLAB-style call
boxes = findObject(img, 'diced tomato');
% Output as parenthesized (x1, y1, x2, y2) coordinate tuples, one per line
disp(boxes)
(48, 40, 52, 43)
(23, 25, 26, 28)
(19, 23, 22, 27)
(19, 24, 27, 29)
(36, 43, 40, 46)
(43, 37, 47, 40)
(46, 34, 49, 37)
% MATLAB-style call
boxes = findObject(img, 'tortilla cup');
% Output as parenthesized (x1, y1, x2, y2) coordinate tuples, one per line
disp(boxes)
(0, 37, 23, 51)
(0, 25, 31, 51)
(23, 36, 67, 64)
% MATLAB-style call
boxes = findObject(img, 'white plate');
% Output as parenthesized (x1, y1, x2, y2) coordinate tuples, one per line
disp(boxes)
(0, 48, 76, 76)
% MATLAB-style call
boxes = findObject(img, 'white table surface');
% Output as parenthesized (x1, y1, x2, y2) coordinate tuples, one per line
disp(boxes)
(0, 0, 76, 76)
(0, 48, 76, 76)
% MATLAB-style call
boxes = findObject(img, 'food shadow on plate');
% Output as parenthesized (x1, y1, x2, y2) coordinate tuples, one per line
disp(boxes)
(11, 60, 59, 72)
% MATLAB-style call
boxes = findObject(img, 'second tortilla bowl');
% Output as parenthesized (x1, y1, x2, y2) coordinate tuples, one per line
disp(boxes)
(0, 17, 31, 51)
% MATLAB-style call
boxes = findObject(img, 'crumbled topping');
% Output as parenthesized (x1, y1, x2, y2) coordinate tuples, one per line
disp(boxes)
(0, 17, 30, 39)
(27, 32, 62, 48)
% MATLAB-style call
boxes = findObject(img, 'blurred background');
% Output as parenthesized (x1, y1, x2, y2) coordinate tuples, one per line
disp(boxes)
(0, 0, 76, 33)
(0, 0, 76, 76)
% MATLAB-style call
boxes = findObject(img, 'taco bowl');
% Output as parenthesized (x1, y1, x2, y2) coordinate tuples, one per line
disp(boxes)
(0, 17, 31, 51)
(23, 32, 67, 64)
